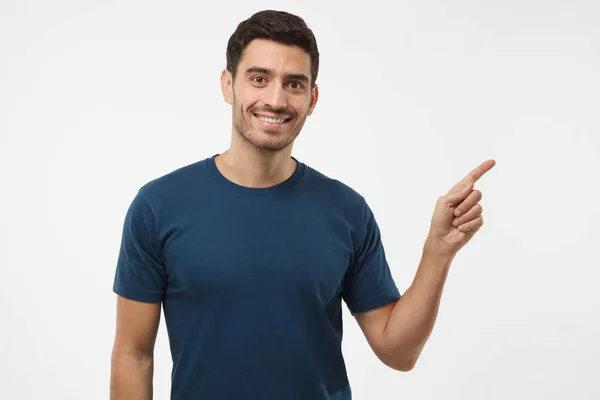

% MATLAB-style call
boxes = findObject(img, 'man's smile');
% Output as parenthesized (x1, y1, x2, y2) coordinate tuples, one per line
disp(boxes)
(253, 113, 292, 126)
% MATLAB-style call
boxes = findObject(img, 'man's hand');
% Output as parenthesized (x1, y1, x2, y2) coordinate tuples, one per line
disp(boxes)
(424, 159, 496, 257)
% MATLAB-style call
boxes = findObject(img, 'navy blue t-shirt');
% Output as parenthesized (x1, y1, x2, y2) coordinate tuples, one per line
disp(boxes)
(113, 154, 401, 400)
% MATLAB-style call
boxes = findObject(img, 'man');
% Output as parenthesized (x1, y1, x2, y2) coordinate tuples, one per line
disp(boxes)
(110, 9, 495, 400)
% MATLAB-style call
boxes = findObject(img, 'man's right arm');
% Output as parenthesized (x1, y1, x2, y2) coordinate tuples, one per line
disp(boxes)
(110, 295, 161, 400)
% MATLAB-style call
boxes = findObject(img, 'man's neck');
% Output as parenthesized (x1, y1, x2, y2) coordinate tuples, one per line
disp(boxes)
(214, 148, 297, 189)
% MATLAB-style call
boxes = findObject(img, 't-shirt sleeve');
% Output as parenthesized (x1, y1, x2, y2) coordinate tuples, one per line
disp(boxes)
(112, 189, 166, 303)
(342, 200, 401, 315)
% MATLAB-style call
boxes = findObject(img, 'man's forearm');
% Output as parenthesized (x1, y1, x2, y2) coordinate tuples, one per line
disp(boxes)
(382, 244, 455, 370)
(110, 348, 154, 400)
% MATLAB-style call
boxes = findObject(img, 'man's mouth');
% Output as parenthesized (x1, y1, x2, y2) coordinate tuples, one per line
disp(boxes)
(253, 113, 292, 125)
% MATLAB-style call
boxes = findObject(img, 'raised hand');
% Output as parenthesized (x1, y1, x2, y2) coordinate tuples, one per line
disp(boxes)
(424, 160, 496, 257)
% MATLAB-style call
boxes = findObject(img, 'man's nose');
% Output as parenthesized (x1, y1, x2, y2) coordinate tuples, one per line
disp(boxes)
(262, 83, 288, 110)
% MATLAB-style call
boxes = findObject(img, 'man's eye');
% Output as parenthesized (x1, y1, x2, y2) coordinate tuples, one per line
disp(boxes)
(289, 81, 303, 89)
(252, 77, 265, 84)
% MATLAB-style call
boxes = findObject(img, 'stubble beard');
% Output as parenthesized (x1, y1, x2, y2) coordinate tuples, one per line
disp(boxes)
(232, 99, 306, 153)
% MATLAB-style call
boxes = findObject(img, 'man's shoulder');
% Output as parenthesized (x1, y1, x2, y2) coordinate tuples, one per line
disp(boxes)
(138, 158, 209, 201)
(303, 163, 366, 207)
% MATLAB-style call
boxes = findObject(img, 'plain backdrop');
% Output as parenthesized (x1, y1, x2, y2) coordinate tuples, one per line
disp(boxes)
(1, 0, 599, 399)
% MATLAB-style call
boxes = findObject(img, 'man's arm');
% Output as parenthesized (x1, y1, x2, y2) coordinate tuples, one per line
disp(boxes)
(355, 160, 493, 371)
(110, 295, 162, 400)
(354, 246, 454, 371)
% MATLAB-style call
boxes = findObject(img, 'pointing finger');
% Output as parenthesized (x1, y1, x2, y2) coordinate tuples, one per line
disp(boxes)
(449, 159, 496, 194)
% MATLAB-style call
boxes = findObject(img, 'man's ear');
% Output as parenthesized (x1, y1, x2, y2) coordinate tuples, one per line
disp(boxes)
(307, 84, 319, 116)
(221, 69, 233, 105)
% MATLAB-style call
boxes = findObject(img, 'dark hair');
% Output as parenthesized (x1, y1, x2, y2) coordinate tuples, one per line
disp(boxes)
(226, 10, 319, 88)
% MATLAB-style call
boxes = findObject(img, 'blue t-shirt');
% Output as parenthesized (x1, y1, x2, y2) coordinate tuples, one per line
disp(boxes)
(113, 154, 401, 400)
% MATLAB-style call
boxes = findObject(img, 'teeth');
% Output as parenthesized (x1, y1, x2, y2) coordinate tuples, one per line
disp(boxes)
(257, 115, 286, 124)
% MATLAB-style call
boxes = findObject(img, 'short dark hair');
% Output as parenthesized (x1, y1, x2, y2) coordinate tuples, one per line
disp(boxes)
(226, 10, 320, 88)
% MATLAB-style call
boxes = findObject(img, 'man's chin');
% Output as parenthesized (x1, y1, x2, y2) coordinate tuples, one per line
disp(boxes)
(253, 136, 295, 152)
(257, 140, 294, 152)
(235, 125, 297, 151)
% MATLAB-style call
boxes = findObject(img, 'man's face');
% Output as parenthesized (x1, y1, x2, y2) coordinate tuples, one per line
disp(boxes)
(221, 39, 318, 152)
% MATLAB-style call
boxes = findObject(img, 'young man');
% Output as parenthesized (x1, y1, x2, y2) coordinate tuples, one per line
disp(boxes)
(110, 9, 495, 400)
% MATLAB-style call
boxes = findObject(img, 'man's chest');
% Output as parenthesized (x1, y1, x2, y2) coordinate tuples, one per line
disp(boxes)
(161, 201, 355, 304)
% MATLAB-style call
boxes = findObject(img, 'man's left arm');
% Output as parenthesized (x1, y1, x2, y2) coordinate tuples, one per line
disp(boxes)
(354, 159, 496, 371)
(354, 245, 453, 371)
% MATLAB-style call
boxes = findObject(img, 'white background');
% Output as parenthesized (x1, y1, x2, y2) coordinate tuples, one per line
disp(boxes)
(1, 0, 599, 399)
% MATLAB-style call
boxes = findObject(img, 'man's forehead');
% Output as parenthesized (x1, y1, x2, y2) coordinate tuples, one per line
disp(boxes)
(239, 39, 311, 74)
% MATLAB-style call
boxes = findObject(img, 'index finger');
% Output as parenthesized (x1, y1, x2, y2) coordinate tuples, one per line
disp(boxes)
(449, 159, 496, 193)
(461, 159, 496, 185)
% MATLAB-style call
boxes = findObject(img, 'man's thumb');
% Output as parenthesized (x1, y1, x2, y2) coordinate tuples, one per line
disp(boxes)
(444, 182, 473, 206)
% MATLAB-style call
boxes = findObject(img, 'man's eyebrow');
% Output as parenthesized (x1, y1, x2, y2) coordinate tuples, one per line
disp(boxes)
(245, 66, 310, 83)
(286, 73, 310, 83)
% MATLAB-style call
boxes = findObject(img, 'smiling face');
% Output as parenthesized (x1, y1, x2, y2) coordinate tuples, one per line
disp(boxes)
(221, 38, 319, 153)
